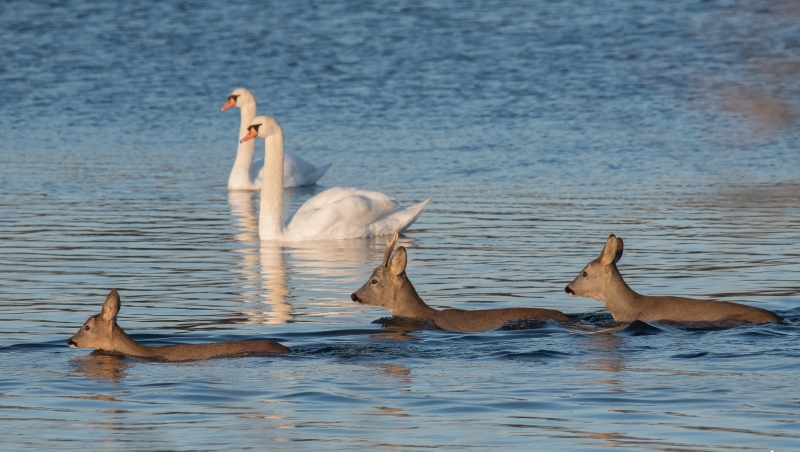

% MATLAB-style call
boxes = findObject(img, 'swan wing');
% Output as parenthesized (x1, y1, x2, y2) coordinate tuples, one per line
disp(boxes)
(283, 153, 331, 187)
(368, 198, 432, 236)
(250, 154, 330, 189)
(290, 187, 398, 225)
(286, 187, 421, 240)
(250, 159, 265, 187)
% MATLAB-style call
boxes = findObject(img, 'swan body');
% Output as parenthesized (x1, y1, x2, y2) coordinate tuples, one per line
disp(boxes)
(241, 115, 431, 241)
(222, 88, 330, 190)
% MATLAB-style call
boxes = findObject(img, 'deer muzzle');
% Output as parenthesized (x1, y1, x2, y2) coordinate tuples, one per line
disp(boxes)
(351, 293, 361, 303)
(564, 285, 575, 295)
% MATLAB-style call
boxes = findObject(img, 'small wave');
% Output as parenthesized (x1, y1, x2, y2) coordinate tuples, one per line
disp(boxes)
(618, 320, 663, 336)
(671, 351, 709, 359)
(502, 318, 550, 330)
(0, 339, 68, 352)
(291, 341, 445, 361)
(774, 307, 800, 323)
(574, 311, 616, 327)
(494, 349, 573, 360)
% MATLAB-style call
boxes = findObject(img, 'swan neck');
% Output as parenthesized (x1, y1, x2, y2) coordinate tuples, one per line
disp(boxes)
(259, 128, 285, 240)
(228, 103, 259, 188)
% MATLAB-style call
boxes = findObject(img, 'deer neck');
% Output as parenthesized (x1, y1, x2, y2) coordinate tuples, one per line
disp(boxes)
(108, 325, 157, 358)
(258, 129, 285, 240)
(228, 103, 258, 188)
(390, 277, 437, 320)
(596, 266, 645, 321)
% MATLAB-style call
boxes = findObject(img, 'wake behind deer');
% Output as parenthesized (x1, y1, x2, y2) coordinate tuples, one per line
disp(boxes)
(565, 234, 782, 324)
(68, 290, 290, 361)
(351, 234, 574, 332)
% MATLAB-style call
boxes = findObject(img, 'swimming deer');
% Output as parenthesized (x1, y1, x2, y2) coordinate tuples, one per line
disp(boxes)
(564, 234, 782, 324)
(68, 290, 290, 361)
(351, 234, 574, 332)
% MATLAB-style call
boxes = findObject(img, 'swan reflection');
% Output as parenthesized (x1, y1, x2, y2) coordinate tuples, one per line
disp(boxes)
(251, 242, 292, 324)
(229, 191, 292, 324)
(228, 190, 419, 324)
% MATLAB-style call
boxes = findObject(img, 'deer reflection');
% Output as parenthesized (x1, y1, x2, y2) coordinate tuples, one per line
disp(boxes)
(581, 329, 626, 388)
(371, 363, 412, 384)
(71, 351, 130, 381)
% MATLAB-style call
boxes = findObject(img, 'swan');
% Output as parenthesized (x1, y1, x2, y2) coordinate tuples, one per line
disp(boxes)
(240, 115, 431, 241)
(221, 88, 331, 189)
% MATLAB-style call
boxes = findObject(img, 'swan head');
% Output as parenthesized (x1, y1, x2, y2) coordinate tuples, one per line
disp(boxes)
(220, 88, 255, 112)
(240, 115, 281, 143)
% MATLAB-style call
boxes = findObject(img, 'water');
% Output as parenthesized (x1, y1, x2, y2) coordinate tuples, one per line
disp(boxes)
(1, 0, 799, 450)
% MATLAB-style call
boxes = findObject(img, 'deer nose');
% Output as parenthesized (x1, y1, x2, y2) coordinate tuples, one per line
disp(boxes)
(564, 286, 575, 295)
(67, 339, 77, 347)
(351, 293, 361, 303)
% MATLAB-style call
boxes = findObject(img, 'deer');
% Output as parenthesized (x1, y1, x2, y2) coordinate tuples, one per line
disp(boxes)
(67, 290, 290, 361)
(564, 234, 782, 324)
(351, 234, 574, 332)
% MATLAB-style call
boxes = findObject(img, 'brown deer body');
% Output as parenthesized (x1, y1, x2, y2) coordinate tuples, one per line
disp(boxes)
(68, 290, 290, 361)
(351, 234, 573, 332)
(565, 234, 782, 324)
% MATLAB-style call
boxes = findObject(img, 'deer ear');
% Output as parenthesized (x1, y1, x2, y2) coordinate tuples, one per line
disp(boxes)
(388, 246, 407, 276)
(100, 289, 121, 322)
(598, 234, 624, 265)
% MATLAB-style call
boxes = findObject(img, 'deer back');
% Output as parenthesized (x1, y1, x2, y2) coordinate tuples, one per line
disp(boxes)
(433, 308, 574, 332)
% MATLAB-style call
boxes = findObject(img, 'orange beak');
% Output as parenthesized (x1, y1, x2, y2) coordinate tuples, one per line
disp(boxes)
(240, 128, 258, 143)
(220, 98, 236, 112)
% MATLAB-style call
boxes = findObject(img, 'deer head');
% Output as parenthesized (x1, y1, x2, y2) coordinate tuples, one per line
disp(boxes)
(67, 290, 121, 350)
(351, 234, 429, 318)
(565, 234, 624, 300)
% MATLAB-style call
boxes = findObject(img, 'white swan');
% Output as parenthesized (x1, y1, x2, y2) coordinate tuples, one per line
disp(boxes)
(241, 115, 431, 241)
(221, 88, 331, 190)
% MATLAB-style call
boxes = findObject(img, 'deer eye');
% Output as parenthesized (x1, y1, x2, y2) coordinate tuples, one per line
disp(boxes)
(582, 271, 588, 277)
(84, 325, 91, 331)
(371, 279, 378, 285)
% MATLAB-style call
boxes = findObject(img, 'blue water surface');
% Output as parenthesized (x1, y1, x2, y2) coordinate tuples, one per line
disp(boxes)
(1, 0, 799, 450)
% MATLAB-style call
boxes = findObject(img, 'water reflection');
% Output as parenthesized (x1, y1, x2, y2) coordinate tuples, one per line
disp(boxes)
(254, 242, 293, 324)
(228, 191, 260, 246)
(366, 363, 412, 408)
(228, 190, 418, 323)
(229, 191, 293, 325)
(369, 317, 428, 340)
(582, 330, 626, 388)
(71, 351, 130, 381)
(228, 190, 261, 307)
(370, 363, 412, 385)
